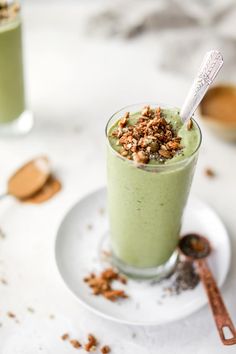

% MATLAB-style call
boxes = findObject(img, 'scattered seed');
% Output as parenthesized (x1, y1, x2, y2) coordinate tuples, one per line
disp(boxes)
(162, 260, 200, 296)
(61, 333, 69, 341)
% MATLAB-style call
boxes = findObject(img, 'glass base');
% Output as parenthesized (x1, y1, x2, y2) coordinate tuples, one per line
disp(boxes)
(112, 250, 179, 280)
(0, 110, 34, 137)
(99, 231, 179, 281)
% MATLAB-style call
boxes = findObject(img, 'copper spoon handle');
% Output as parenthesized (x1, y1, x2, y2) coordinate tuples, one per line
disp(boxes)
(196, 259, 236, 345)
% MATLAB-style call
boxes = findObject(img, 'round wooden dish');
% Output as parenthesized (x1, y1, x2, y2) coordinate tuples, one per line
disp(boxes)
(198, 84, 236, 141)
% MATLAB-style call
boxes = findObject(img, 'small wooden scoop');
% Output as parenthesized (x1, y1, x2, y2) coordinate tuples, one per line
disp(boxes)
(1, 156, 50, 200)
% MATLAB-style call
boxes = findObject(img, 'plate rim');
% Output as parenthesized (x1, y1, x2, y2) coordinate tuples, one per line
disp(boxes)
(54, 187, 231, 326)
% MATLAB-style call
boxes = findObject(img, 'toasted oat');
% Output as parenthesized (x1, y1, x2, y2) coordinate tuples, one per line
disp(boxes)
(118, 117, 127, 128)
(101, 345, 111, 353)
(117, 273, 127, 284)
(166, 141, 181, 150)
(103, 289, 128, 302)
(70, 339, 82, 349)
(159, 149, 172, 159)
(84, 334, 97, 352)
(133, 151, 149, 164)
(61, 333, 69, 341)
(101, 268, 119, 280)
(187, 118, 193, 131)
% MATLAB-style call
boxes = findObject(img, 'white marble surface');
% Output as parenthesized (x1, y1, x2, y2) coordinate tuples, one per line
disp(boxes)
(0, 1, 236, 353)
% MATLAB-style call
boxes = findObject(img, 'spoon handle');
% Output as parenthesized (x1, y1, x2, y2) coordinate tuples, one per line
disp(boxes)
(196, 259, 236, 345)
(180, 50, 223, 123)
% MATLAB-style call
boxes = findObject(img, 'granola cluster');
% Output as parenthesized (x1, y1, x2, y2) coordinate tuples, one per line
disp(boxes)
(0, 1, 20, 21)
(84, 267, 128, 302)
(111, 105, 183, 164)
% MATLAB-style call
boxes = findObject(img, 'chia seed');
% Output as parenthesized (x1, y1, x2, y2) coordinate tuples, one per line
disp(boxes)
(163, 260, 200, 296)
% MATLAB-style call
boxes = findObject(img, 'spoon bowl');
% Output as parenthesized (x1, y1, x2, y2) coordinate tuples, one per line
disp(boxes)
(7, 156, 51, 199)
(179, 233, 211, 260)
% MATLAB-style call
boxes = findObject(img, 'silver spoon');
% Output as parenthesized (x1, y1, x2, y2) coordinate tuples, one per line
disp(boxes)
(180, 50, 224, 123)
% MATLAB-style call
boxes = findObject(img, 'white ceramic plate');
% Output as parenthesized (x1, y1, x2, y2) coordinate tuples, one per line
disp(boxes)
(55, 187, 231, 326)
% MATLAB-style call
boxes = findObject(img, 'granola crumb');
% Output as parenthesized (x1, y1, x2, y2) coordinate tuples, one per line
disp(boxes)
(133, 151, 149, 164)
(0, 227, 5, 239)
(1, 278, 8, 285)
(187, 118, 193, 131)
(84, 267, 128, 301)
(84, 334, 97, 352)
(49, 314, 55, 319)
(101, 345, 111, 353)
(99, 208, 105, 215)
(7, 312, 16, 318)
(204, 168, 216, 178)
(61, 333, 69, 341)
(70, 339, 82, 349)
(103, 289, 128, 302)
(60, 332, 111, 353)
(0, 1, 20, 22)
(87, 224, 93, 230)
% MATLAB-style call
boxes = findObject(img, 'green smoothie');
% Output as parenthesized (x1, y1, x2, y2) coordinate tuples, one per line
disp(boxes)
(107, 105, 201, 272)
(0, 2, 25, 123)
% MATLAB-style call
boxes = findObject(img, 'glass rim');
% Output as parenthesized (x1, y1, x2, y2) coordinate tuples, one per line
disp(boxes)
(105, 102, 202, 170)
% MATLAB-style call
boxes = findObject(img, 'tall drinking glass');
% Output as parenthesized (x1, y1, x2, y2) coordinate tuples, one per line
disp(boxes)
(0, 0, 33, 136)
(106, 103, 202, 279)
